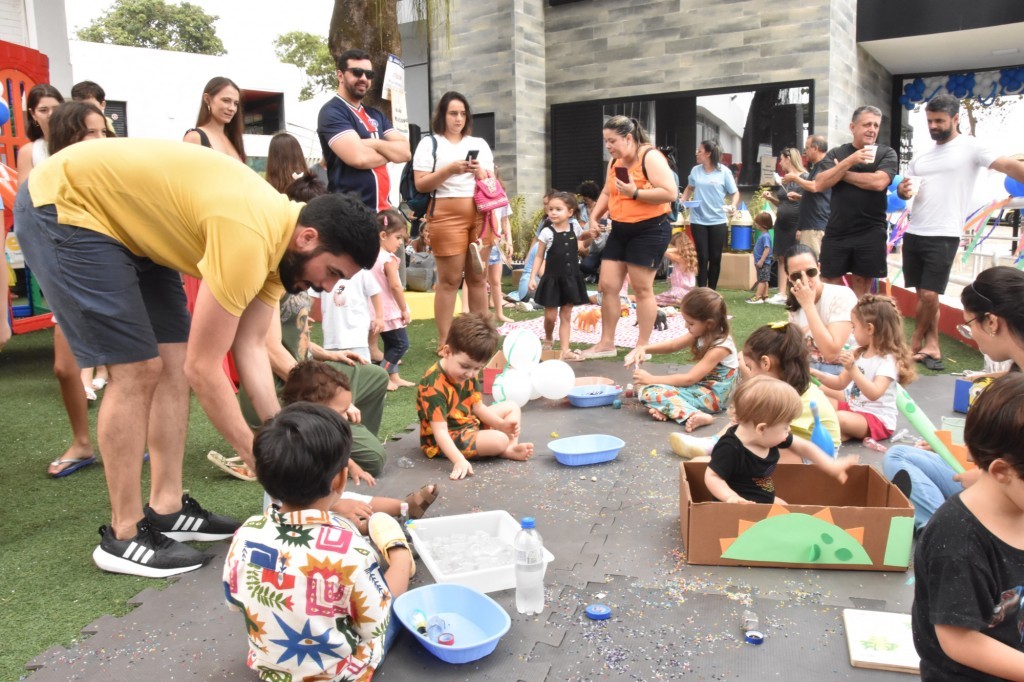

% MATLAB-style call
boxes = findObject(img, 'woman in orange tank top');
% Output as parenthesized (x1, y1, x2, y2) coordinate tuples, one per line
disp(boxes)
(581, 116, 677, 358)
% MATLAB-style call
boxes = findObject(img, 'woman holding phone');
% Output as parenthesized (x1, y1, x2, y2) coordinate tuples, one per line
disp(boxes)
(412, 91, 494, 350)
(682, 140, 739, 289)
(582, 115, 677, 358)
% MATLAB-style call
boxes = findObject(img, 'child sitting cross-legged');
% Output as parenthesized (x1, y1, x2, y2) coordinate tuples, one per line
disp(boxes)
(416, 312, 534, 480)
(704, 376, 858, 504)
(281, 360, 439, 534)
(224, 402, 413, 681)
(912, 373, 1024, 679)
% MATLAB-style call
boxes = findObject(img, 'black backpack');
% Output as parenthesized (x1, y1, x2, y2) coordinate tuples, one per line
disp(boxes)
(400, 135, 437, 217)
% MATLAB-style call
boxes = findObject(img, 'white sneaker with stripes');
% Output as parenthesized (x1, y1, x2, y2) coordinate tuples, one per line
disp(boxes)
(144, 494, 242, 542)
(92, 520, 208, 578)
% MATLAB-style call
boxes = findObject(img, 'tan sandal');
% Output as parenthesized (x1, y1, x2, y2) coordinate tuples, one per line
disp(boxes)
(404, 484, 439, 519)
(207, 450, 257, 482)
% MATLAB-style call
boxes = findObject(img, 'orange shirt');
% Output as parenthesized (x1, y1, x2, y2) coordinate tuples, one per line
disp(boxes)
(607, 147, 671, 223)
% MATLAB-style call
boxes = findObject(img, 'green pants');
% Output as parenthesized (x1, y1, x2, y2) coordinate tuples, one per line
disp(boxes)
(239, 361, 389, 476)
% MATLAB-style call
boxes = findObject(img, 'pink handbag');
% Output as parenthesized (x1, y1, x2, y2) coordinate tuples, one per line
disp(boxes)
(474, 175, 509, 242)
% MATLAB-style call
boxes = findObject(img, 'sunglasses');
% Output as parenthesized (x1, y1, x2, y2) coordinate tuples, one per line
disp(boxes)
(344, 67, 375, 80)
(788, 267, 818, 283)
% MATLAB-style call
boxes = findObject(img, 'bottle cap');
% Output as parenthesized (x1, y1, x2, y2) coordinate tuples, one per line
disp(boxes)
(521, 516, 536, 529)
(437, 632, 455, 646)
(744, 630, 765, 644)
(585, 603, 612, 620)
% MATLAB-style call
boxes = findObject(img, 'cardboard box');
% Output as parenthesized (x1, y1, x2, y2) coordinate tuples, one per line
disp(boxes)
(679, 462, 914, 571)
(718, 252, 756, 290)
(482, 349, 559, 395)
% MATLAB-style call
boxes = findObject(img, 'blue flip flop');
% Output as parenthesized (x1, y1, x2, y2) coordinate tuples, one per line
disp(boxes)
(49, 455, 97, 478)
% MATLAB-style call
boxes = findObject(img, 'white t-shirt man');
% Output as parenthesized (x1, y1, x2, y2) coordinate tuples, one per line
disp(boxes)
(312, 270, 381, 355)
(906, 135, 1000, 238)
(789, 283, 857, 365)
(412, 134, 494, 198)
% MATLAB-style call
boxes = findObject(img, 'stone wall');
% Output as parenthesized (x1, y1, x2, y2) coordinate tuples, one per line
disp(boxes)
(434, 0, 894, 212)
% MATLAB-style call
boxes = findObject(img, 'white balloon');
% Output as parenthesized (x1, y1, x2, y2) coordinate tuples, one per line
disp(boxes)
(528, 364, 544, 400)
(533, 360, 576, 400)
(492, 368, 531, 407)
(503, 329, 542, 369)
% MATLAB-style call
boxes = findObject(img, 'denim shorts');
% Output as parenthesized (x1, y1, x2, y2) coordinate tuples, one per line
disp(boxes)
(13, 184, 189, 367)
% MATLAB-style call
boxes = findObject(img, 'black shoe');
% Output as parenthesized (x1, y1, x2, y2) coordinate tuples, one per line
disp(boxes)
(92, 520, 208, 578)
(145, 494, 241, 542)
(892, 469, 913, 501)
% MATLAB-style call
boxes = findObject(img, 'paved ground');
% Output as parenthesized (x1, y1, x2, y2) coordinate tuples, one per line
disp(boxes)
(26, 360, 957, 681)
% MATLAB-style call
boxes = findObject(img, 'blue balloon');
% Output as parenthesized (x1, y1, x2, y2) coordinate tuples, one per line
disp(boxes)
(0, 99, 9, 127)
(888, 174, 904, 192)
(887, 192, 907, 213)
(1005, 175, 1024, 197)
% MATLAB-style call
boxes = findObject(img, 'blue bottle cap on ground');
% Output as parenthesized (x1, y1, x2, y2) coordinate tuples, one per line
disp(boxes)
(585, 603, 612, 620)
(521, 517, 535, 529)
(744, 629, 765, 644)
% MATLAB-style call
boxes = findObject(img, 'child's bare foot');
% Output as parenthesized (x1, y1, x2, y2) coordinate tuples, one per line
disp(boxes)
(648, 407, 669, 422)
(387, 382, 399, 392)
(496, 314, 513, 323)
(684, 412, 714, 432)
(503, 442, 534, 461)
(391, 376, 415, 388)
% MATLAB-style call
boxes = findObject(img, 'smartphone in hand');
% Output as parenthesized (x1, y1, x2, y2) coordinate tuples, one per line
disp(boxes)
(466, 150, 480, 161)
(614, 166, 629, 183)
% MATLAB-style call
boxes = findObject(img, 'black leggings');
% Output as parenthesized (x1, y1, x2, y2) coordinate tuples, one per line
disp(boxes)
(690, 223, 727, 289)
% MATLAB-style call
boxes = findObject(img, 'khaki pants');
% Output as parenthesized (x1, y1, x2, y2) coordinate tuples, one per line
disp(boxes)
(798, 229, 824, 259)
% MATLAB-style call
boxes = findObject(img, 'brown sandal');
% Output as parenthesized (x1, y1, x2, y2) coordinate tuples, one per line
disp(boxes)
(404, 484, 439, 519)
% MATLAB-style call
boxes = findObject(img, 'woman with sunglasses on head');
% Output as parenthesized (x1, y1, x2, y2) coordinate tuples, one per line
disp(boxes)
(883, 266, 1024, 530)
(784, 244, 856, 376)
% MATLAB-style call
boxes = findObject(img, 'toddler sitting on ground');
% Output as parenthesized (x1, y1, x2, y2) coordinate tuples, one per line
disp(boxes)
(416, 312, 534, 480)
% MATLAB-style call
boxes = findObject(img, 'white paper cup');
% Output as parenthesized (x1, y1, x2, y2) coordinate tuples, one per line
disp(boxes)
(906, 176, 923, 195)
(863, 145, 878, 163)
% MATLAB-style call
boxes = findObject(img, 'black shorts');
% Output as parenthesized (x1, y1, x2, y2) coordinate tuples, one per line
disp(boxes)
(773, 227, 797, 266)
(901, 233, 960, 293)
(601, 214, 672, 270)
(13, 185, 190, 367)
(819, 229, 888, 280)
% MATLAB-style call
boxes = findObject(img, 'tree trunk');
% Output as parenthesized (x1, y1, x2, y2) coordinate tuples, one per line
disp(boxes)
(329, 0, 401, 120)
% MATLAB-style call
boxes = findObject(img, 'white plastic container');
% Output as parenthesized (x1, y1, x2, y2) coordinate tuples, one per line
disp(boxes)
(407, 510, 555, 594)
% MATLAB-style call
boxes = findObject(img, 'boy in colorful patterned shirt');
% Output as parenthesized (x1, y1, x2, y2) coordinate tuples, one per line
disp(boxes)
(416, 312, 535, 480)
(224, 403, 414, 681)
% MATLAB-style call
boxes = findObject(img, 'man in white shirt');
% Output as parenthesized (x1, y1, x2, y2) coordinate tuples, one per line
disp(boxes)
(896, 94, 1024, 370)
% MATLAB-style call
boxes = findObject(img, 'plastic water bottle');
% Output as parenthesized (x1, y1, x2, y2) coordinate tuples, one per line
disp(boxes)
(514, 517, 546, 615)
(809, 401, 835, 458)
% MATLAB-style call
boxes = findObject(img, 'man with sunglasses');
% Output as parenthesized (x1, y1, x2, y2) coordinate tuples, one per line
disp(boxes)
(317, 48, 410, 211)
(894, 94, 1024, 372)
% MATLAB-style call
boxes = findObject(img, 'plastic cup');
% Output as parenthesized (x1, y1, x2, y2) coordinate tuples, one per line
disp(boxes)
(906, 176, 923, 195)
(941, 417, 966, 446)
(863, 145, 878, 163)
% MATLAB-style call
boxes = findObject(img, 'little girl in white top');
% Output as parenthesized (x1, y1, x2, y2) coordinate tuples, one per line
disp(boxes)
(370, 209, 415, 390)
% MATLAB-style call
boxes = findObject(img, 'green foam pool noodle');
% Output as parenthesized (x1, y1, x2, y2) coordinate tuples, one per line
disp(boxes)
(895, 386, 965, 474)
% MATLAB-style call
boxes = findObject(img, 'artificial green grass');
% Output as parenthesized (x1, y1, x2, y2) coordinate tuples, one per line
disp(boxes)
(0, 285, 980, 679)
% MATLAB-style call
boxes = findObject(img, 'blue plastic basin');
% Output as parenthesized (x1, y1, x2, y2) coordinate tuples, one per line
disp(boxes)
(567, 384, 622, 408)
(548, 434, 624, 466)
(393, 584, 511, 664)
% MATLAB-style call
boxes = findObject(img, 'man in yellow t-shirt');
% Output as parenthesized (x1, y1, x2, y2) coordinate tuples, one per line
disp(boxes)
(13, 138, 380, 578)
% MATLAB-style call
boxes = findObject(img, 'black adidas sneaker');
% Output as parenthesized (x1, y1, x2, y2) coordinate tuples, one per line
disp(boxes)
(144, 494, 241, 542)
(92, 520, 208, 578)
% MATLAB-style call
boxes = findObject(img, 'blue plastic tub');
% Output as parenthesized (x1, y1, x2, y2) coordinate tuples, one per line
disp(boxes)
(567, 384, 622, 408)
(548, 434, 624, 466)
(730, 224, 752, 251)
(393, 584, 511, 664)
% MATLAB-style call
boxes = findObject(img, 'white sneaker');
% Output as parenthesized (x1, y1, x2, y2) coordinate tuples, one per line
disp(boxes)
(766, 293, 787, 305)
(515, 301, 534, 312)
(669, 432, 715, 459)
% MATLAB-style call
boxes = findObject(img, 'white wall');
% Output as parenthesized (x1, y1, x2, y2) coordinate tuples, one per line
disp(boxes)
(0, 0, 26, 46)
(68, 40, 311, 159)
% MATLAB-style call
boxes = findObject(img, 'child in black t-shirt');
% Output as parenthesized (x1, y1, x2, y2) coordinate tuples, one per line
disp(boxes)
(705, 376, 858, 504)
(912, 373, 1024, 680)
